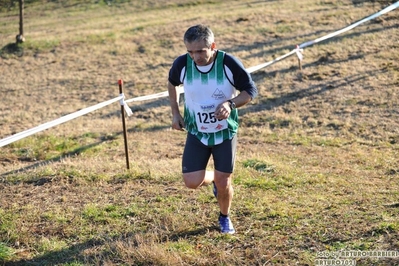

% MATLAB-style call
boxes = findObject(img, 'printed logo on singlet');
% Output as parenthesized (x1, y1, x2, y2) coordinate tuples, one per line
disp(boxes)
(212, 88, 226, 100)
(215, 124, 224, 130)
(200, 104, 216, 112)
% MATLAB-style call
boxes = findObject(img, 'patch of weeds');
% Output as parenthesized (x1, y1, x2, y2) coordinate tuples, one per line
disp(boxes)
(350, 241, 373, 251)
(82, 203, 137, 224)
(58, 168, 87, 179)
(41, 211, 69, 224)
(124, 26, 145, 35)
(242, 159, 275, 173)
(82, 204, 111, 224)
(327, 241, 348, 251)
(81, 132, 100, 139)
(298, 250, 315, 265)
(315, 137, 345, 147)
(9, 133, 108, 161)
(269, 118, 292, 129)
(111, 170, 152, 182)
(9, 134, 80, 160)
(289, 134, 312, 146)
(0, 209, 18, 243)
(37, 237, 68, 253)
(100, 133, 118, 141)
(166, 240, 198, 255)
(374, 222, 399, 235)
(275, 24, 292, 34)
(175, 0, 220, 8)
(21, 38, 60, 53)
(0, 242, 13, 261)
(3, 167, 56, 183)
(243, 177, 291, 191)
(80, 32, 116, 45)
(265, 209, 287, 219)
(213, 233, 238, 243)
(63, 263, 86, 266)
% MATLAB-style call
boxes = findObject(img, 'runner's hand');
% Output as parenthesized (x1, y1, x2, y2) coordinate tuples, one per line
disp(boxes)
(215, 102, 231, 120)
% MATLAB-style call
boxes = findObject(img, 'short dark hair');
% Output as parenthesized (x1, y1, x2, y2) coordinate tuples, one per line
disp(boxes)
(183, 24, 214, 47)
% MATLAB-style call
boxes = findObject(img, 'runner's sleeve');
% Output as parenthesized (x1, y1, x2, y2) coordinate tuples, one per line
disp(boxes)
(168, 54, 187, 86)
(224, 54, 258, 99)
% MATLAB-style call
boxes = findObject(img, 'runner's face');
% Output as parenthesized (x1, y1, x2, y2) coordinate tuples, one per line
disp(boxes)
(185, 40, 216, 66)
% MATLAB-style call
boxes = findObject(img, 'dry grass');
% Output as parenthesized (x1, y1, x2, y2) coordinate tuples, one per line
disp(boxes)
(1, 0, 399, 265)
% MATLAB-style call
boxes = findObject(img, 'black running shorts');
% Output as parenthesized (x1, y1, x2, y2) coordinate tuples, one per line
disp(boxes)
(182, 133, 237, 174)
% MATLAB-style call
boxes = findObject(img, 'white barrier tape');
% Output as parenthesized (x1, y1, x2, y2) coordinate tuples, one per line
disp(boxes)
(119, 93, 133, 117)
(119, 93, 125, 105)
(2, 2, 397, 148)
(125, 86, 184, 103)
(124, 1, 398, 103)
(123, 102, 133, 117)
(299, 1, 399, 49)
(125, 91, 169, 103)
(295, 45, 303, 61)
(245, 49, 297, 73)
(0, 95, 123, 147)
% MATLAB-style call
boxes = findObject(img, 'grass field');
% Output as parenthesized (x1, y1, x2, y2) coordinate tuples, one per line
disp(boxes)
(1, 0, 399, 265)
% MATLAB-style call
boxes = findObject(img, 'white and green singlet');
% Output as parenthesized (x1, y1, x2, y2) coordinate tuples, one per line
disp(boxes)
(168, 50, 257, 146)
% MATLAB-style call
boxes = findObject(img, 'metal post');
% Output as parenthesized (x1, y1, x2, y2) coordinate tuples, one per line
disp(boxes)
(19, 0, 24, 37)
(118, 79, 130, 169)
(16, 0, 25, 43)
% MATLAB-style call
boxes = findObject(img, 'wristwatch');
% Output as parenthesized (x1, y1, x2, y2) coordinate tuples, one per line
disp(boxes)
(228, 100, 236, 110)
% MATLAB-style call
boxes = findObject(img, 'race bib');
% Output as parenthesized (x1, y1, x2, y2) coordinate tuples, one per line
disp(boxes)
(191, 101, 228, 133)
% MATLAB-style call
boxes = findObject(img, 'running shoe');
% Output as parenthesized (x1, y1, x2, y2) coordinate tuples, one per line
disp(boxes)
(218, 215, 235, 234)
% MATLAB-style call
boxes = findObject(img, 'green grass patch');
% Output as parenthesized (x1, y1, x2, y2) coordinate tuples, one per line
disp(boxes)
(76, 32, 117, 45)
(8, 133, 109, 161)
(0, 209, 18, 243)
(0, 242, 13, 261)
(242, 158, 275, 173)
(21, 38, 60, 53)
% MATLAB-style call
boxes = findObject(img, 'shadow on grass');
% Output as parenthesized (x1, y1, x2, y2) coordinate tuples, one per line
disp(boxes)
(3, 238, 102, 266)
(234, 16, 398, 62)
(0, 138, 109, 178)
(0, 43, 24, 58)
(1, 19, 396, 177)
(3, 227, 217, 265)
(110, 23, 398, 124)
(243, 68, 385, 119)
(0, 59, 387, 178)
(0, 117, 172, 178)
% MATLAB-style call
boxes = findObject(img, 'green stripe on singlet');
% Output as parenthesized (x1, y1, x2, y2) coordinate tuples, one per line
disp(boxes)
(223, 129, 230, 140)
(207, 134, 215, 146)
(216, 52, 224, 85)
(186, 57, 193, 85)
